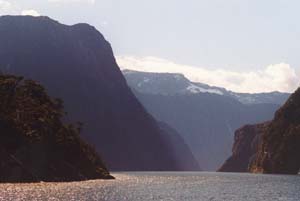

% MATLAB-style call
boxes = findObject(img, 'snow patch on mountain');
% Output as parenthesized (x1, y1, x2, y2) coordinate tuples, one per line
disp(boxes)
(234, 95, 256, 105)
(123, 70, 289, 105)
(186, 84, 224, 95)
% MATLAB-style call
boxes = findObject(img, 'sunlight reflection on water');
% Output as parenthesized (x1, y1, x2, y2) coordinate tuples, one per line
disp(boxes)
(0, 172, 299, 201)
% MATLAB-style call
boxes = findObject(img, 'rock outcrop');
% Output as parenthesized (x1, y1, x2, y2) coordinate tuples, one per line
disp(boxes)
(218, 123, 268, 172)
(220, 87, 300, 175)
(250, 88, 300, 174)
(0, 75, 113, 182)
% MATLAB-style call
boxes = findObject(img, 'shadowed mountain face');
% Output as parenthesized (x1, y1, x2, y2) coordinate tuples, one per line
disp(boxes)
(123, 70, 287, 170)
(218, 123, 269, 173)
(250, 88, 300, 174)
(0, 75, 113, 182)
(158, 122, 201, 171)
(0, 16, 194, 171)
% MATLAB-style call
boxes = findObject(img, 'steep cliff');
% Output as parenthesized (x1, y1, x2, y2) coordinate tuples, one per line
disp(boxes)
(218, 123, 268, 172)
(0, 15, 186, 170)
(220, 87, 300, 175)
(250, 88, 300, 174)
(0, 75, 112, 182)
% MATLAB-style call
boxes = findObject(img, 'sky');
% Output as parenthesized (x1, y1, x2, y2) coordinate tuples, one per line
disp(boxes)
(0, 0, 299, 93)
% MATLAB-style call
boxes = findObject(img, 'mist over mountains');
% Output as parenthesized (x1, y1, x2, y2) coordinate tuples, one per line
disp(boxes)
(123, 70, 289, 170)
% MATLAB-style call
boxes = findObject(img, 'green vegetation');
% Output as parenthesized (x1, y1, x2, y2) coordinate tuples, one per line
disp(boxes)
(0, 75, 113, 182)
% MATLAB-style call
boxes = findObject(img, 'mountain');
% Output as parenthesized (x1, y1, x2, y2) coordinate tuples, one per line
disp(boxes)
(0, 16, 196, 171)
(123, 70, 288, 170)
(220, 87, 300, 175)
(218, 123, 269, 172)
(158, 122, 201, 171)
(250, 88, 300, 174)
(0, 75, 113, 182)
(123, 70, 289, 105)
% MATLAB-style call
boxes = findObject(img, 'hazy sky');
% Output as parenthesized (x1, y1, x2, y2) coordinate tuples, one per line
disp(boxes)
(1, 0, 299, 92)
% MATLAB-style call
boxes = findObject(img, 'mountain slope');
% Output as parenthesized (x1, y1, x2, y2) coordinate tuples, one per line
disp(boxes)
(250, 88, 300, 174)
(218, 123, 269, 172)
(0, 16, 188, 171)
(0, 75, 112, 182)
(159, 122, 201, 171)
(123, 70, 285, 170)
(220, 87, 300, 175)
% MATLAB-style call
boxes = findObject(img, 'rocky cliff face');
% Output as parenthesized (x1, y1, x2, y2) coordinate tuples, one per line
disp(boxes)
(220, 87, 300, 175)
(218, 123, 269, 172)
(0, 75, 112, 182)
(250, 88, 300, 174)
(0, 16, 186, 170)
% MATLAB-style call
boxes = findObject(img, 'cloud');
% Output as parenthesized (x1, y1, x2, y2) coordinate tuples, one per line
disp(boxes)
(100, 20, 108, 27)
(21, 9, 40, 17)
(48, 0, 95, 4)
(0, 0, 18, 15)
(0, 1, 40, 16)
(116, 56, 300, 93)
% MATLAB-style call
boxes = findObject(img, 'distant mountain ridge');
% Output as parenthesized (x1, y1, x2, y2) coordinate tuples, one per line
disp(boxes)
(0, 16, 199, 171)
(123, 70, 289, 105)
(123, 70, 288, 170)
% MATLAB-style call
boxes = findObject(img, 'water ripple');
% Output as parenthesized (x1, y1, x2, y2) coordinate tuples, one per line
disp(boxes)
(0, 172, 299, 201)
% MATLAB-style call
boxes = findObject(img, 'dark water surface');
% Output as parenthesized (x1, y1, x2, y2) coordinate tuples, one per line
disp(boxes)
(0, 172, 299, 201)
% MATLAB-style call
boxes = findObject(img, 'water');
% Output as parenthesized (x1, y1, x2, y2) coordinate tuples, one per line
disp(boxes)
(0, 172, 299, 201)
